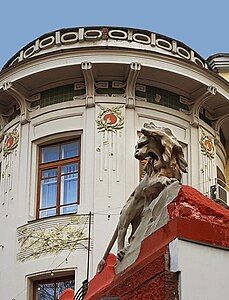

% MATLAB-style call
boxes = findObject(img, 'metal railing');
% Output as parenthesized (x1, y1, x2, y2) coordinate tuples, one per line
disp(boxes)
(73, 279, 89, 300)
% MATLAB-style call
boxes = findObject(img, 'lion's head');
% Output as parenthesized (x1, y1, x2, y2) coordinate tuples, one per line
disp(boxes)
(134, 122, 188, 182)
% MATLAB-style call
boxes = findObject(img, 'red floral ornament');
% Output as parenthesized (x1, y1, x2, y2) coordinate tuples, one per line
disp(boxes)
(200, 132, 215, 159)
(3, 128, 19, 157)
(96, 105, 124, 132)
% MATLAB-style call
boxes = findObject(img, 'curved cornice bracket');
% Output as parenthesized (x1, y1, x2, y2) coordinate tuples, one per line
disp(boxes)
(0, 114, 8, 131)
(182, 85, 217, 128)
(81, 62, 95, 108)
(213, 112, 229, 143)
(2, 81, 31, 124)
(125, 62, 141, 109)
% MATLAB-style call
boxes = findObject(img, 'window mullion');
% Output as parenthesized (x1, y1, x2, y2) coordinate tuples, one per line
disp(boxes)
(57, 165, 61, 216)
(36, 168, 42, 219)
(54, 281, 57, 300)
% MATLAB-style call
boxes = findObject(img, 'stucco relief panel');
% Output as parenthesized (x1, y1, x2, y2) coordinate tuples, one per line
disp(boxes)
(95, 104, 125, 198)
(0, 126, 20, 216)
(17, 214, 92, 262)
(199, 127, 216, 196)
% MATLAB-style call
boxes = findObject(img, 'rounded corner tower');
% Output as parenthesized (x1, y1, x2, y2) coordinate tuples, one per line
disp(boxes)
(0, 26, 229, 299)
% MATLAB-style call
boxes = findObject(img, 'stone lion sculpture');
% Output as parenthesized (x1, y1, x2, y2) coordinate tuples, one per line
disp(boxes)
(97, 122, 188, 273)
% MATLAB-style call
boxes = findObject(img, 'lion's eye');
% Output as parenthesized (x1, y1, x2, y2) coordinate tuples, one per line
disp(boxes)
(138, 140, 149, 148)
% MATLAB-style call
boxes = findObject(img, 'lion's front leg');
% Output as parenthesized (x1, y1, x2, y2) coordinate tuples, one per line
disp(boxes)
(117, 220, 129, 261)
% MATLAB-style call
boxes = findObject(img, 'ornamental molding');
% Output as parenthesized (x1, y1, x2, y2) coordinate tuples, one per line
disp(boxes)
(3, 128, 19, 157)
(96, 104, 124, 132)
(4, 27, 208, 71)
(17, 214, 91, 262)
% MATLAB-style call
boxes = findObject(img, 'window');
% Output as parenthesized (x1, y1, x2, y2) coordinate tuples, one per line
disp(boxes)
(33, 276, 75, 300)
(37, 139, 80, 219)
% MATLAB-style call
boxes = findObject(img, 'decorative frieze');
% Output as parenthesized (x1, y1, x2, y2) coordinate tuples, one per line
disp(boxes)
(95, 81, 126, 97)
(4, 27, 208, 70)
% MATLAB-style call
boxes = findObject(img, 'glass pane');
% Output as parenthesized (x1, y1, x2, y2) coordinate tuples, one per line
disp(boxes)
(61, 141, 79, 159)
(42, 145, 59, 163)
(61, 163, 78, 175)
(60, 204, 78, 215)
(56, 279, 75, 298)
(60, 173, 78, 205)
(40, 208, 56, 218)
(37, 283, 55, 300)
(42, 168, 57, 179)
(40, 177, 57, 209)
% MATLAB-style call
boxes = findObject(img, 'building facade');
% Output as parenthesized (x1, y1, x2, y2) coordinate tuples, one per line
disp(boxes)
(0, 27, 228, 299)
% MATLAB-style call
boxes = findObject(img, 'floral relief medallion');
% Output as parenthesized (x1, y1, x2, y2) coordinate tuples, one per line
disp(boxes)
(200, 131, 215, 159)
(3, 128, 19, 157)
(96, 105, 124, 132)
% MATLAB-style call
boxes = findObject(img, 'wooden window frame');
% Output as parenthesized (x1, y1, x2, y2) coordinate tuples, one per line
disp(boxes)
(36, 138, 81, 219)
(33, 275, 75, 300)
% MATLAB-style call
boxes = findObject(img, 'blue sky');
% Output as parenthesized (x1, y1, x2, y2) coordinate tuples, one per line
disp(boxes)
(0, 0, 228, 69)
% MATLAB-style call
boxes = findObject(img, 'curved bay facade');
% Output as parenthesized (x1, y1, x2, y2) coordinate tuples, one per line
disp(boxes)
(0, 27, 228, 299)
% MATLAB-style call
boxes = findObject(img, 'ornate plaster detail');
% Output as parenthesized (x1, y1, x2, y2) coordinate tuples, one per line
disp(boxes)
(125, 62, 141, 108)
(2, 81, 31, 124)
(81, 61, 95, 108)
(94, 81, 126, 97)
(199, 130, 215, 159)
(180, 85, 217, 127)
(73, 82, 86, 100)
(96, 105, 124, 198)
(17, 215, 90, 262)
(3, 128, 19, 157)
(96, 105, 124, 132)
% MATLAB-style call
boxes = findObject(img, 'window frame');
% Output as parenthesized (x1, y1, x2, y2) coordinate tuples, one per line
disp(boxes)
(33, 275, 75, 300)
(36, 138, 81, 219)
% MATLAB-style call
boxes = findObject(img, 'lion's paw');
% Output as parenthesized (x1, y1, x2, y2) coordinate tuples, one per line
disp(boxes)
(117, 248, 127, 261)
(96, 259, 106, 273)
(160, 176, 177, 186)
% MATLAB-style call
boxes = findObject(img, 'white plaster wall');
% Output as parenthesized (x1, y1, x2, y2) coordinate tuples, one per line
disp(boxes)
(171, 239, 229, 300)
(0, 96, 227, 299)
